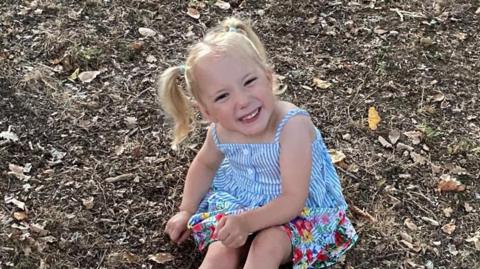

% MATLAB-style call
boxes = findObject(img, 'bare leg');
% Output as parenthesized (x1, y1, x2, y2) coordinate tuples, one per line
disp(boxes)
(199, 241, 246, 269)
(243, 227, 292, 269)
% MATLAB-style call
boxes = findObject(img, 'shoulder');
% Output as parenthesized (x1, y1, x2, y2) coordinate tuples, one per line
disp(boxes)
(277, 102, 315, 144)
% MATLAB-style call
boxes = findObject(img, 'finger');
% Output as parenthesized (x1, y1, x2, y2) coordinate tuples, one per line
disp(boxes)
(217, 216, 227, 230)
(177, 229, 191, 244)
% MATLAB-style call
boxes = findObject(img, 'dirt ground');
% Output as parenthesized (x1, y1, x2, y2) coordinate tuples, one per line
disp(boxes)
(1, 0, 479, 268)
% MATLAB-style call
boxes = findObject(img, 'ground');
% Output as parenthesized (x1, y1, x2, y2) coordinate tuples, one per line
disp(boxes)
(1, 0, 479, 268)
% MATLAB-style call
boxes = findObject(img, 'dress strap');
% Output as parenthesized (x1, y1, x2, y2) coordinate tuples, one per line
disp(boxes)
(273, 108, 310, 143)
(210, 124, 221, 145)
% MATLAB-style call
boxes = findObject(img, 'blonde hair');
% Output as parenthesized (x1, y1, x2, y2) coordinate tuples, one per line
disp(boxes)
(157, 17, 277, 147)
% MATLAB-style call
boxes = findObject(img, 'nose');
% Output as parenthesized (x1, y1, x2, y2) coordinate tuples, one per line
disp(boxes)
(235, 89, 250, 109)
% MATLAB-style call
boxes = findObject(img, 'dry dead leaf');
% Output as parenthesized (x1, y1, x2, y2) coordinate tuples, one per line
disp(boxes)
(138, 27, 156, 37)
(214, 0, 231, 10)
(0, 130, 19, 142)
(148, 252, 174, 264)
(82, 197, 94, 210)
(399, 231, 413, 243)
(476, 7, 480, 14)
(78, 71, 101, 83)
(441, 223, 456, 235)
(368, 106, 381, 130)
(313, 78, 332, 89)
(5, 197, 25, 210)
(410, 151, 427, 165)
(465, 233, 480, 250)
(13, 211, 28, 221)
(404, 131, 423, 145)
(68, 68, 80, 81)
(443, 207, 453, 217)
(432, 92, 445, 102)
(404, 218, 418, 231)
(328, 149, 346, 164)
(187, 7, 200, 19)
(388, 129, 400, 144)
(464, 202, 473, 213)
(378, 136, 393, 148)
(400, 240, 421, 252)
(8, 163, 29, 180)
(437, 174, 465, 192)
(30, 223, 49, 236)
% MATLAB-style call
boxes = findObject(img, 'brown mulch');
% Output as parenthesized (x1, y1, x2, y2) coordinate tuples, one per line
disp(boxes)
(1, 1, 479, 268)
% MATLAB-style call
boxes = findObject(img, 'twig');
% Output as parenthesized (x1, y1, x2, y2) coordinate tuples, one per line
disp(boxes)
(105, 173, 135, 183)
(336, 166, 360, 181)
(96, 249, 108, 269)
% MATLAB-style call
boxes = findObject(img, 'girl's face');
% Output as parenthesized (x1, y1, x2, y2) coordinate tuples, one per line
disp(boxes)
(193, 51, 277, 140)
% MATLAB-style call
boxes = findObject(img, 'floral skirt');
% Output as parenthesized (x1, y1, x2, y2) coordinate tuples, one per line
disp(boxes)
(187, 196, 357, 268)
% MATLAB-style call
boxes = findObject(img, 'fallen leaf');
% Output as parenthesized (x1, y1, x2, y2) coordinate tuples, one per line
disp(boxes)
(476, 7, 480, 14)
(400, 240, 421, 252)
(13, 211, 28, 221)
(378, 136, 392, 148)
(5, 197, 25, 210)
(0, 130, 19, 142)
(214, 0, 231, 10)
(68, 68, 80, 81)
(82, 197, 94, 210)
(420, 37, 433, 47)
(125, 117, 137, 128)
(30, 223, 49, 236)
(465, 233, 480, 250)
(328, 149, 346, 164)
(437, 174, 465, 192)
(313, 78, 332, 89)
(78, 70, 101, 83)
(404, 131, 423, 144)
(443, 207, 453, 217)
(187, 7, 200, 19)
(399, 231, 413, 243)
(410, 151, 427, 165)
(148, 252, 174, 264)
(388, 129, 400, 144)
(368, 106, 381, 130)
(138, 27, 156, 37)
(8, 164, 29, 180)
(146, 55, 157, 63)
(404, 218, 418, 231)
(374, 27, 388, 35)
(441, 223, 456, 235)
(464, 202, 473, 213)
(432, 92, 445, 102)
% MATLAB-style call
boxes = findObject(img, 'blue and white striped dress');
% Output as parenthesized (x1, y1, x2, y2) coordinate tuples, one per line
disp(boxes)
(188, 108, 357, 268)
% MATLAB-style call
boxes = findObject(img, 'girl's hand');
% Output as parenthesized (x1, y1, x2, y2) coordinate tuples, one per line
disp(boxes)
(165, 211, 192, 244)
(215, 214, 249, 248)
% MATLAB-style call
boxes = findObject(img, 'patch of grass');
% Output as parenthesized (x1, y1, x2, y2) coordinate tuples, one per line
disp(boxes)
(416, 123, 442, 139)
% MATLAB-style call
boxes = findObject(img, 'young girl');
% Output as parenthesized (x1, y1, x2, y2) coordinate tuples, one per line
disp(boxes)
(160, 17, 357, 269)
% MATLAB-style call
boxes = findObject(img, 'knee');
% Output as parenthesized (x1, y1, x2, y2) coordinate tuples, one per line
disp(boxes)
(200, 243, 242, 269)
(249, 227, 291, 262)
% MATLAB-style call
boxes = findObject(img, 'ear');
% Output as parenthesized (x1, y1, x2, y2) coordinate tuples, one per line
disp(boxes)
(265, 68, 274, 83)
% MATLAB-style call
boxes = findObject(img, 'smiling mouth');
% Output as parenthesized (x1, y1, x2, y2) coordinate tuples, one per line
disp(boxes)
(239, 107, 261, 123)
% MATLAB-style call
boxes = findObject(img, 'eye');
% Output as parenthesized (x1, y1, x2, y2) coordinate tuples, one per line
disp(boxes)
(214, 93, 229, 102)
(244, 77, 257, 87)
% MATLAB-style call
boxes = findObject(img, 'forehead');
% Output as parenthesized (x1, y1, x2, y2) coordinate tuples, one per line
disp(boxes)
(193, 51, 260, 90)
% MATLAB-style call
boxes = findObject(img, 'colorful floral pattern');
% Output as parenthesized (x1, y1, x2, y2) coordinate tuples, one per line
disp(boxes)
(187, 206, 357, 268)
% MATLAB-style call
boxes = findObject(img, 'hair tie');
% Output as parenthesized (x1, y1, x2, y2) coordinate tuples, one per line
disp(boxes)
(179, 64, 186, 75)
(228, 26, 237, 32)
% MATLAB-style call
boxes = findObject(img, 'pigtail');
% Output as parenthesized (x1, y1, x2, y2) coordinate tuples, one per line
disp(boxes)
(221, 17, 267, 61)
(157, 66, 193, 147)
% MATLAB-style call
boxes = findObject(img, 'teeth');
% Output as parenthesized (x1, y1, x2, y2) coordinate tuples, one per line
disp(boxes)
(243, 109, 258, 120)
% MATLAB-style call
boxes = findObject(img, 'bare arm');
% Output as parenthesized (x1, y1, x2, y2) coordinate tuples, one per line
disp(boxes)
(241, 116, 314, 232)
(179, 127, 224, 214)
